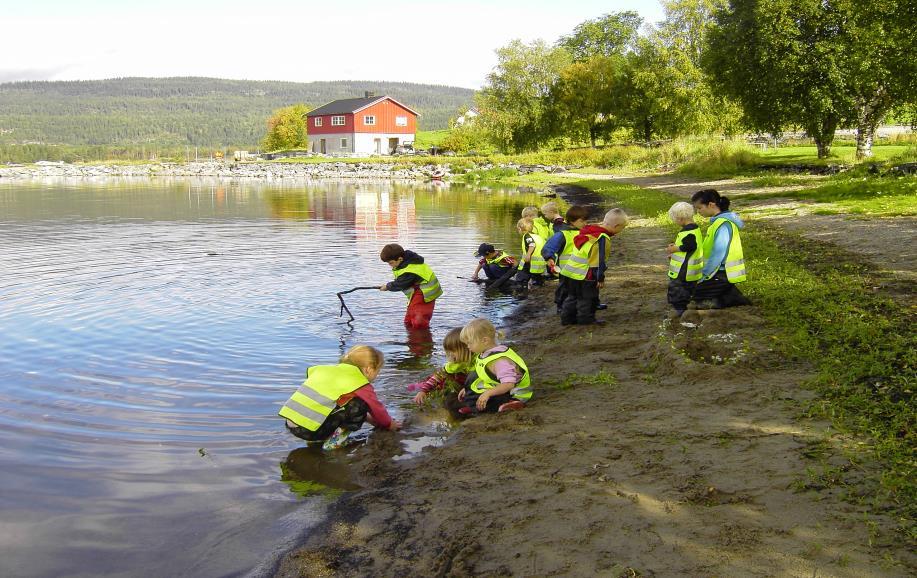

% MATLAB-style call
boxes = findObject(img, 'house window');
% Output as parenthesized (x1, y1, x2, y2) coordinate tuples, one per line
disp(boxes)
(340, 138, 348, 149)
(331, 116, 345, 126)
(314, 117, 322, 127)
(395, 116, 408, 127)
(363, 115, 376, 126)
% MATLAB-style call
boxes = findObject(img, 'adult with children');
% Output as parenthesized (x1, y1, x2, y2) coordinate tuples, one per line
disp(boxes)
(457, 318, 531, 415)
(559, 208, 628, 325)
(279, 345, 402, 450)
(379, 243, 443, 330)
(665, 201, 704, 316)
(690, 189, 751, 309)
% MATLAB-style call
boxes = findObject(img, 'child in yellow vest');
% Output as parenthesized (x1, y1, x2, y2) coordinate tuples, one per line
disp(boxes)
(690, 189, 752, 309)
(379, 243, 443, 329)
(515, 218, 548, 289)
(407, 328, 475, 405)
(665, 202, 704, 316)
(280, 345, 402, 450)
(457, 318, 531, 415)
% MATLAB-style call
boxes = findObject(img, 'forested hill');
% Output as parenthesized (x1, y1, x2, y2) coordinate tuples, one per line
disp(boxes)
(0, 77, 475, 147)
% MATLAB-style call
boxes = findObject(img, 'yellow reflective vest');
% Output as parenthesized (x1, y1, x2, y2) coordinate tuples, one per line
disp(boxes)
(532, 216, 553, 241)
(560, 233, 610, 280)
(554, 229, 579, 273)
(469, 347, 532, 402)
(394, 262, 443, 302)
(519, 232, 547, 274)
(279, 363, 368, 431)
(703, 219, 747, 283)
(668, 228, 704, 282)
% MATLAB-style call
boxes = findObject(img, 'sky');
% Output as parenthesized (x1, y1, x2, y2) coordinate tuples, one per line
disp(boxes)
(0, 0, 665, 89)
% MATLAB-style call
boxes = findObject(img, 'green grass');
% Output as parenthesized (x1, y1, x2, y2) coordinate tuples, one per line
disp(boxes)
(548, 370, 617, 390)
(414, 129, 450, 149)
(743, 174, 917, 217)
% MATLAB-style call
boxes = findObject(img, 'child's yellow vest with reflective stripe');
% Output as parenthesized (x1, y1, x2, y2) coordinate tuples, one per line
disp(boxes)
(668, 229, 704, 282)
(555, 229, 579, 272)
(560, 233, 610, 280)
(703, 219, 747, 283)
(532, 216, 553, 241)
(519, 232, 547, 274)
(393, 262, 443, 302)
(486, 251, 512, 266)
(469, 347, 532, 401)
(279, 364, 368, 431)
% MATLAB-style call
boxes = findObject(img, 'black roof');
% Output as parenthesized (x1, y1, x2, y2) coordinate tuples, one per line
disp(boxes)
(307, 97, 383, 116)
(306, 96, 419, 117)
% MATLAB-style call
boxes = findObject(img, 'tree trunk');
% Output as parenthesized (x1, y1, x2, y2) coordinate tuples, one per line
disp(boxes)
(855, 87, 889, 160)
(589, 126, 597, 148)
(810, 116, 838, 159)
(643, 118, 653, 144)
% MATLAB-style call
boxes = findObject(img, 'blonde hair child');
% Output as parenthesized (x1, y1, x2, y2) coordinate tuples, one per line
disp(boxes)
(521, 206, 539, 219)
(457, 319, 532, 414)
(665, 201, 703, 315)
(407, 328, 475, 405)
(280, 345, 401, 450)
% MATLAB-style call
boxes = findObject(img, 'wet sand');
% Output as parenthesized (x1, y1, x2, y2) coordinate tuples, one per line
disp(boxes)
(273, 184, 915, 577)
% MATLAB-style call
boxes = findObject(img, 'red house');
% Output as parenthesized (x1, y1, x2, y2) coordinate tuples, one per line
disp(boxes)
(306, 93, 419, 155)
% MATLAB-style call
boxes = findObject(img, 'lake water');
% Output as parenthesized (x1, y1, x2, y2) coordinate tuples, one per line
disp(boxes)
(0, 178, 547, 577)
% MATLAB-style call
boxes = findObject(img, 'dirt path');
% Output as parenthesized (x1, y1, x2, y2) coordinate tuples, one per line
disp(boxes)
(276, 222, 914, 577)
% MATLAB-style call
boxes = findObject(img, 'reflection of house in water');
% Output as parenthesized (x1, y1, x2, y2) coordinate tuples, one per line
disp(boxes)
(354, 183, 417, 251)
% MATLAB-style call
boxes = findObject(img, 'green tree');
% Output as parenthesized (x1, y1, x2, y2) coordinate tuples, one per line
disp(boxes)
(705, 0, 855, 158)
(557, 11, 643, 61)
(550, 56, 627, 147)
(620, 37, 706, 142)
(261, 104, 311, 151)
(476, 40, 572, 152)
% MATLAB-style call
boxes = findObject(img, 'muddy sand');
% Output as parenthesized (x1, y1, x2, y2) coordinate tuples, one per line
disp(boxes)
(275, 183, 914, 577)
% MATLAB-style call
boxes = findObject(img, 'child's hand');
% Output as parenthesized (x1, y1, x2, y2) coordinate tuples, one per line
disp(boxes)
(666, 244, 677, 254)
(413, 391, 428, 405)
(476, 391, 491, 410)
(457, 388, 466, 401)
(389, 420, 403, 431)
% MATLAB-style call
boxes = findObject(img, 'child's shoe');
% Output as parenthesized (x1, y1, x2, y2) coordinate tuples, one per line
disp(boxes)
(497, 400, 526, 412)
(322, 427, 351, 450)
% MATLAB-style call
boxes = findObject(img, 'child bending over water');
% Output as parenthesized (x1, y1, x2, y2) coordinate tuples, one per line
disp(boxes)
(280, 345, 402, 450)
(407, 328, 475, 405)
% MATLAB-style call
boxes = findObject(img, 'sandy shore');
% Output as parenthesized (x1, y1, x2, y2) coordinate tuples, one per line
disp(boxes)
(272, 183, 914, 577)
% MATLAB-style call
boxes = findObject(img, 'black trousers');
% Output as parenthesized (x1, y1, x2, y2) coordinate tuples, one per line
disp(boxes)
(561, 278, 600, 325)
(285, 398, 369, 442)
(554, 275, 568, 312)
(515, 263, 545, 288)
(691, 272, 751, 308)
(460, 389, 514, 413)
(667, 278, 696, 313)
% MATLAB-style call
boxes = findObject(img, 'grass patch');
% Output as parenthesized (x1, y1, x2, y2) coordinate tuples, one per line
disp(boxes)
(548, 370, 617, 390)
(415, 129, 450, 149)
(571, 178, 681, 220)
(743, 226, 916, 539)
(743, 174, 917, 217)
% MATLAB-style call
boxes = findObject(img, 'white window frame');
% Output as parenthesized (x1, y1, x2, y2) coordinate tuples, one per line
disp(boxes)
(331, 116, 345, 126)
(363, 115, 376, 126)
(340, 138, 348, 149)
(395, 116, 408, 127)
(314, 117, 322, 127)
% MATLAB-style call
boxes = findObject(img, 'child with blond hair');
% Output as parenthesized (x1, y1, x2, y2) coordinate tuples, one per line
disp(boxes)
(407, 328, 475, 405)
(514, 217, 547, 289)
(280, 345, 402, 450)
(665, 201, 703, 316)
(457, 318, 531, 415)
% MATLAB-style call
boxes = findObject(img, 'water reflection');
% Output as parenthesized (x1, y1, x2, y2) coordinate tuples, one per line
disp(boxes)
(280, 447, 362, 497)
(0, 177, 557, 578)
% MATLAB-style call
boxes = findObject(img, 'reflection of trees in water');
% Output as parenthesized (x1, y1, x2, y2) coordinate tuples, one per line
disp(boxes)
(279, 446, 362, 498)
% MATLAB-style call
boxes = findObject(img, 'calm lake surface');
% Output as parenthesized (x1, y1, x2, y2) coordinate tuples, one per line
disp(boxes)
(0, 178, 545, 577)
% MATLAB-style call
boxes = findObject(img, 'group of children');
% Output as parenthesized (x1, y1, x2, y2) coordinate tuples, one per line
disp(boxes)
(280, 189, 750, 449)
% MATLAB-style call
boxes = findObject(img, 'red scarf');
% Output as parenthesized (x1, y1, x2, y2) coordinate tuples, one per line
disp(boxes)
(573, 225, 613, 249)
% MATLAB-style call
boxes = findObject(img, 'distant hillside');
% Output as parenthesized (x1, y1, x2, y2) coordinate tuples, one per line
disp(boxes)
(0, 77, 475, 148)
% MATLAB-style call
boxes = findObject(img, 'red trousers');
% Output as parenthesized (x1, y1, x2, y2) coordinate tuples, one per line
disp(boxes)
(404, 289, 435, 329)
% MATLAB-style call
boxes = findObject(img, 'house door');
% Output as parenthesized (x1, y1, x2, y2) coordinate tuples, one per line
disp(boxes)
(320, 139, 326, 154)
(374, 139, 381, 155)
(388, 138, 399, 154)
